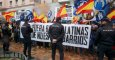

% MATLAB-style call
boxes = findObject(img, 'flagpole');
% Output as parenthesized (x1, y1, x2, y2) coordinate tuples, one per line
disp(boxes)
(52, 17, 55, 23)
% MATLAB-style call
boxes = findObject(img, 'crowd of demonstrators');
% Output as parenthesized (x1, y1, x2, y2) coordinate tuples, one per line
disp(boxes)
(0, 20, 21, 53)
(14, 23, 20, 43)
(0, 17, 114, 60)
(11, 21, 21, 43)
(11, 21, 17, 42)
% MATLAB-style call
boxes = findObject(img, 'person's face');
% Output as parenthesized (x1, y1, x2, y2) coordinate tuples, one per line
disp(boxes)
(91, 24, 98, 30)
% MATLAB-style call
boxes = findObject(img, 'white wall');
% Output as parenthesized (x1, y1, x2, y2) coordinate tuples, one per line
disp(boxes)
(45, 0, 52, 3)
(0, 0, 2, 2)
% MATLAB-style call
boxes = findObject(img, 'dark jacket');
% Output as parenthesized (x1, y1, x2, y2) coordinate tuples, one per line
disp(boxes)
(90, 29, 97, 46)
(2, 25, 11, 43)
(2, 26, 11, 36)
(48, 23, 65, 44)
(95, 23, 115, 46)
(21, 23, 33, 42)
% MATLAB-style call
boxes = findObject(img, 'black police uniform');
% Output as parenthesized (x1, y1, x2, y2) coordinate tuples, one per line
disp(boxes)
(48, 22, 65, 60)
(95, 23, 115, 60)
(21, 22, 33, 58)
(2, 24, 11, 52)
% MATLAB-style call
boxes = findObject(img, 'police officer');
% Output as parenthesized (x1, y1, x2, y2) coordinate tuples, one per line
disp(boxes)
(111, 20, 115, 58)
(95, 18, 115, 60)
(2, 22, 11, 53)
(48, 17, 65, 60)
(21, 19, 33, 59)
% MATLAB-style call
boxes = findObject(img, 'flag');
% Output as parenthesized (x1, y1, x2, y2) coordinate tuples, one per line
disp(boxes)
(72, 16, 79, 24)
(74, 0, 88, 9)
(107, 10, 115, 20)
(102, 3, 110, 17)
(56, 3, 68, 18)
(26, 10, 34, 21)
(94, 0, 106, 10)
(42, 16, 48, 23)
(33, 10, 39, 22)
(20, 13, 25, 21)
(38, 13, 45, 20)
(80, 10, 93, 14)
(2, 11, 16, 22)
(76, 0, 94, 14)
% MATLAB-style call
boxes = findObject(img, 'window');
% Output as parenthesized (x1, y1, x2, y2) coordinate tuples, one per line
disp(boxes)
(52, 0, 55, 2)
(35, 0, 41, 4)
(30, 0, 34, 2)
(10, 1, 12, 6)
(16, 0, 18, 4)
(22, 0, 25, 2)
(44, 0, 45, 4)
(22, 0, 25, 4)
(0, 2, 2, 6)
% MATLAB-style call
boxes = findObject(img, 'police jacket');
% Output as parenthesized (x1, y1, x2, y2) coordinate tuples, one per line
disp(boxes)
(21, 23, 33, 38)
(2, 25, 11, 36)
(48, 23, 65, 43)
(2, 25, 11, 43)
(95, 24, 115, 46)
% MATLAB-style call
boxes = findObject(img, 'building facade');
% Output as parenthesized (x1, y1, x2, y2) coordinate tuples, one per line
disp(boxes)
(0, 0, 34, 10)
(0, 0, 35, 21)
(0, 0, 73, 21)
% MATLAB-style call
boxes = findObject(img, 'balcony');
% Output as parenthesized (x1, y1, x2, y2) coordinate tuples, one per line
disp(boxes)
(0, 6, 9, 11)
(15, 4, 18, 7)
(21, 2, 25, 5)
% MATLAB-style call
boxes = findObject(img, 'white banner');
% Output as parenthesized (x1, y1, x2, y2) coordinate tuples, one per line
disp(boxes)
(20, 22, 91, 48)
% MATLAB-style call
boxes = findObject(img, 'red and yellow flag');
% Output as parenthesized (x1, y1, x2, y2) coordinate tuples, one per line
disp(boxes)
(38, 13, 45, 20)
(72, 16, 79, 24)
(76, 0, 94, 14)
(38, 13, 48, 23)
(42, 16, 48, 23)
(2, 11, 16, 22)
(56, 3, 68, 18)
(107, 10, 115, 20)
(33, 10, 39, 22)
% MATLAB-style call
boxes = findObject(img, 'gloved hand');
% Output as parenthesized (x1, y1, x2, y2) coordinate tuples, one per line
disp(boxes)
(52, 39, 57, 43)
(94, 46, 97, 51)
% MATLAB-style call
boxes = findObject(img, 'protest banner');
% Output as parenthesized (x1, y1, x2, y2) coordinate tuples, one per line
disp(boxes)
(20, 22, 91, 48)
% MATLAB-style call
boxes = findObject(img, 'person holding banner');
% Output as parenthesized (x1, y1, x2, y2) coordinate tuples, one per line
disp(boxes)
(95, 18, 115, 60)
(48, 17, 65, 60)
(21, 19, 33, 59)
